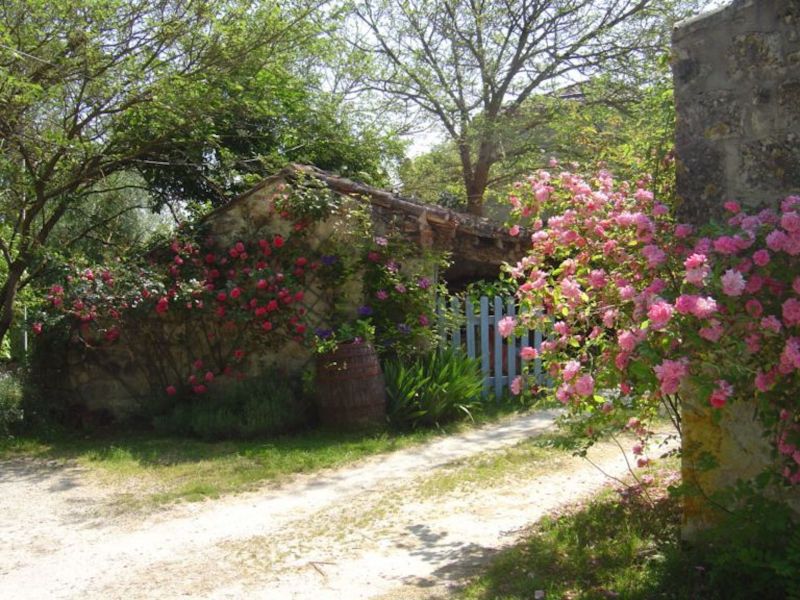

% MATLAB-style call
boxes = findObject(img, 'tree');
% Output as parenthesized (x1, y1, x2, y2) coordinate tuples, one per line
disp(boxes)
(351, 0, 695, 215)
(0, 0, 395, 346)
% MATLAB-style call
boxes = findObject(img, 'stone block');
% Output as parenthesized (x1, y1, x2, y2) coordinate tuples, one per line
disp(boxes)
(741, 137, 800, 190)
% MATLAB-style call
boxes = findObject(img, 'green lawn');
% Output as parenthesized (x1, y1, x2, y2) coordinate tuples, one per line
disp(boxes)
(0, 405, 526, 509)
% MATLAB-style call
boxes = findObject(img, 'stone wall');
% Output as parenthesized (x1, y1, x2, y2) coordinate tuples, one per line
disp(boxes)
(673, 0, 800, 537)
(57, 175, 364, 421)
(673, 0, 800, 224)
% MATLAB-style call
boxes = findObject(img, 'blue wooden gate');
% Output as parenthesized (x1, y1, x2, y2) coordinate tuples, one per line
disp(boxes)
(437, 295, 545, 398)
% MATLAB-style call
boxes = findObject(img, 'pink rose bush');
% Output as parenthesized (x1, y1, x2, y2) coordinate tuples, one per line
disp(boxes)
(505, 166, 800, 485)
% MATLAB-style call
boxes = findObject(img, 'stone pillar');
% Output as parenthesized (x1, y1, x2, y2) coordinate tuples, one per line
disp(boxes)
(673, 0, 800, 537)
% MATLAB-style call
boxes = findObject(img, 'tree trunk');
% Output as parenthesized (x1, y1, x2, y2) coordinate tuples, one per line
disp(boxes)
(0, 263, 24, 348)
(465, 158, 491, 217)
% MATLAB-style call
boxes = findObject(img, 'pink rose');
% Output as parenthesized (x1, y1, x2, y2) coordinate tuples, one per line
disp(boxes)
(783, 298, 800, 326)
(709, 380, 733, 408)
(497, 316, 516, 338)
(781, 211, 800, 233)
(574, 374, 594, 397)
(520, 346, 538, 361)
(654, 359, 688, 395)
(752, 249, 770, 266)
(647, 300, 674, 329)
(721, 269, 746, 296)
(691, 297, 718, 319)
(562, 360, 581, 382)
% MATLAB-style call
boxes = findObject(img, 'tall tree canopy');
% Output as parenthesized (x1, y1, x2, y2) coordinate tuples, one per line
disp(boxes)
(0, 0, 397, 346)
(351, 0, 685, 215)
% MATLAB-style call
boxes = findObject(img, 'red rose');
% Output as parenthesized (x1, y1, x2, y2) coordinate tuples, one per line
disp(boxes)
(32, 322, 43, 336)
(273, 235, 284, 248)
(155, 297, 169, 314)
(256, 279, 268, 290)
(261, 320, 273, 332)
(230, 287, 241, 299)
(165, 385, 177, 396)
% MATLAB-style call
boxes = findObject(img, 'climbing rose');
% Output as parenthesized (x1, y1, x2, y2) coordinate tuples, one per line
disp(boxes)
(781, 212, 800, 233)
(647, 300, 674, 330)
(653, 359, 688, 395)
(574, 374, 594, 397)
(155, 297, 169, 314)
(783, 298, 800, 326)
(562, 360, 581, 382)
(165, 385, 177, 396)
(520, 346, 538, 360)
(709, 380, 733, 408)
(753, 249, 770, 266)
(510, 376, 523, 396)
(684, 254, 710, 285)
(692, 297, 718, 319)
(497, 316, 516, 338)
(721, 269, 746, 296)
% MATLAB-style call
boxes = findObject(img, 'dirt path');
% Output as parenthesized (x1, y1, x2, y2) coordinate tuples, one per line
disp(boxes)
(0, 410, 670, 599)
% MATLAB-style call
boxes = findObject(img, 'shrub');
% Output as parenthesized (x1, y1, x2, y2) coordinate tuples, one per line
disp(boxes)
(155, 369, 311, 440)
(0, 370, 24, 437)
(504, 164, 800, 486)
(693, 494, 800, 600)
(384, 347, 483, 429)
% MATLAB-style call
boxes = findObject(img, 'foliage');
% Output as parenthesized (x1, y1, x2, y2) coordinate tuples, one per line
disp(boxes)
(460, 463, 800, 600)
(154, 368, 310, 440)
(0, 0, 398, 348)
(349, 0, 699, 214)
(311, 205, 447, 359)
(690, 489, 800, 600)
(462, 278, 518, 302)
(384, 348, 483, 429)
(33, 176, 447, 424)
(0, 370, 23, 437)
(0, 418, 449, 508)
(503, 164, 800, 488)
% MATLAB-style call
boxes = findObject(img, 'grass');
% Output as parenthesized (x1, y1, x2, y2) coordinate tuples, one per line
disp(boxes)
(457, 460, 697, 600)
(414, 432, 575, 499)
(0, 401, 529, 509)
(457, 457, 800, 600)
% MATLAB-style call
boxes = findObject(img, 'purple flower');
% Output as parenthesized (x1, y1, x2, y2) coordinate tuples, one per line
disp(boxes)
(315, 328, 333, 339)
(417, 277, 431, 290)
(321, 255, 338, 266)
(357, 305, 373, 317)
